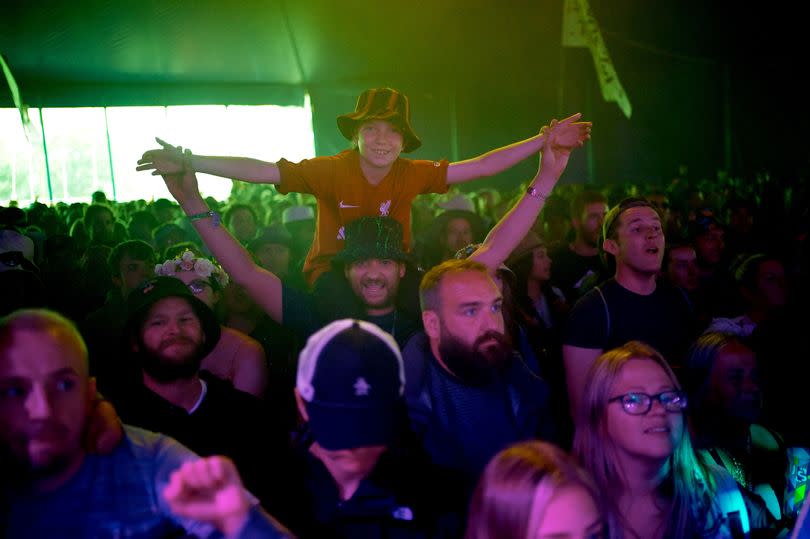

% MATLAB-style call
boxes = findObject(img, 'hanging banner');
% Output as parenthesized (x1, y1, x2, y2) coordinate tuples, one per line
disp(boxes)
(562, 0, 632, 119)
(1, 53, 39, 143)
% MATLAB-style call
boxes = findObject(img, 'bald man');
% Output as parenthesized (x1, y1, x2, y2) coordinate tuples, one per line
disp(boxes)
(0, 308, 290, 539)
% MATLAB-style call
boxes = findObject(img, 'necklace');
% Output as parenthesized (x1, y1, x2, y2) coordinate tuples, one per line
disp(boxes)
(717, 433, 753, 491)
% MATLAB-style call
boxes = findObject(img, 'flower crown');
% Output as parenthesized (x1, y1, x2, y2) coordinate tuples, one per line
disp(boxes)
(154, 249, 230, 288)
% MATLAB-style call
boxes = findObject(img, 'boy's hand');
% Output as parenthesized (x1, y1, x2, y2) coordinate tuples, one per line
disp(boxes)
(137, 137, 187, 175)
(545, 112, 592, 148)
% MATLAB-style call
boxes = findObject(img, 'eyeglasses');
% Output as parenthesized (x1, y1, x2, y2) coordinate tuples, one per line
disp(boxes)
(608, 390, 687, 415)
(187, 279, 212, 295)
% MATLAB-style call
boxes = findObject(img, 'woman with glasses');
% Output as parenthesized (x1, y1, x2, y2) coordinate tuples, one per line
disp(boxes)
(574, 340, 750, 539)
(154, 249, 269, 398)
(466, 440, 605, 539)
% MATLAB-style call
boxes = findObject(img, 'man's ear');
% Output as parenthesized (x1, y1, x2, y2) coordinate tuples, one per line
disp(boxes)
(294, 388, 309, 422)
(422, 310, 440, 339)
(111, 275, 122, 289)
(603, 238, 620, 257)
(86, 377, 98, 410)
(398, 262, 406, 279)
(130, 334, 140, 353)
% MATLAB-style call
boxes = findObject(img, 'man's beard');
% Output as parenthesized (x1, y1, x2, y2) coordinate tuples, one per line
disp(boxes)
(137, 336, 205, 383)
(438, 326, 513, 385)
(1, 422, 81, 485)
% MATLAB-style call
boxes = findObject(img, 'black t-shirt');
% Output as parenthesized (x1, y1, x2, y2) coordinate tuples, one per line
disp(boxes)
(549, 245, 606, 302)
(563, 277, 696, 366)
(113, 371, 288, 509)
(282, 284, 420, 348)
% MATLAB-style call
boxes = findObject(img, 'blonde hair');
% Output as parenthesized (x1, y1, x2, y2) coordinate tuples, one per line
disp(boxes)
(465, 441, 601, 539)
(0, 308, 89, 374)
(573, 341, 717, 539)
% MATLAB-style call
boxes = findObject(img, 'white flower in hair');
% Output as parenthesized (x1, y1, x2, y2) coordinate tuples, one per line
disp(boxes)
(160, 260, 177, 275)
(154, 249, 230, 288)
(194, 259, 215, 279)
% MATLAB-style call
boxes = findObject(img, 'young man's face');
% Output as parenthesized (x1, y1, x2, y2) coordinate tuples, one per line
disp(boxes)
(0, 327, 94, 480)
(345, 259, 405, 315)
(355, 120, 404, 170)
(575, 202, 608, 247)
(606, 206, 665, 276)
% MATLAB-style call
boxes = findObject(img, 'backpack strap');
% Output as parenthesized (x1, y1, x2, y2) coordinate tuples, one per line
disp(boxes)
(593, 285, 611, 339)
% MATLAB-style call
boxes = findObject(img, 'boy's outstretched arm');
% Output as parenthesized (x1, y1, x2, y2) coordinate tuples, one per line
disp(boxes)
(137, 138, 281, 184)
(446, 112, 590, 185)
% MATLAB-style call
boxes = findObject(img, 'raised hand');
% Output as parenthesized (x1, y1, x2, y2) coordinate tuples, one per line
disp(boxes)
(160, 151, 204, 207)
(163, 456, 252, 537)
(546, 112, 592, 149)
(539, 118, 575, 181)
(136, 137, 187, 175)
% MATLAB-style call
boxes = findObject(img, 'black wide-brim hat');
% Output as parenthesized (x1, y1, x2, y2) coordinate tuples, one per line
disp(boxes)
(336, 88, 422, 153)
(332, 216, 414, 268)
(124, 276, 221, 358)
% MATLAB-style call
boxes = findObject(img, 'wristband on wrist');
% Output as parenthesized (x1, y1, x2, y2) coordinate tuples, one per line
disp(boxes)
(526, 186, 549, 201)
(188, 209, 221, 227)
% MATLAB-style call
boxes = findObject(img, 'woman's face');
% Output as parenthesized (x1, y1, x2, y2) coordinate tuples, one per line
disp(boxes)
(530, 246, 552, 282)
(532, 485, 604, 539)
(606, 358, 684, 463)
(176, 270, 218, 309)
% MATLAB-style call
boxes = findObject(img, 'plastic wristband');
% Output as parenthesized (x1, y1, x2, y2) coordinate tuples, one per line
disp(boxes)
(188, 210, 221, 227)
(526, 186, 549, 201)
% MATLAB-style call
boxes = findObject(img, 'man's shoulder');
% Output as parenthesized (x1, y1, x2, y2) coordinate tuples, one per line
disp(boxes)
(200, 371, 265, 407)
(122, 425, 196, 461)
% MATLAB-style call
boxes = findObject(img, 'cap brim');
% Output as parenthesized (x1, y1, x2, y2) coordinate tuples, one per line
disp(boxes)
(306, 400, 397, 450)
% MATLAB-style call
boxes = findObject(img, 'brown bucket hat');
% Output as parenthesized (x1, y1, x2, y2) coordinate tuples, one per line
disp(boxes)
(336, 88, 422, 153)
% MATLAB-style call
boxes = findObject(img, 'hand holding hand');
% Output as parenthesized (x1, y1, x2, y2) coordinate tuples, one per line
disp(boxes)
(136, 137, 187, 175)
(163, 456, 252, 537)
(543, 112, 592, 149)
(538, 118, 574, 181)
(161, 153, 203, 206)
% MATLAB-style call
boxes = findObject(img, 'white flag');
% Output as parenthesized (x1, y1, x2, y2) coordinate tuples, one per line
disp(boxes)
(562, 0, 632, 119)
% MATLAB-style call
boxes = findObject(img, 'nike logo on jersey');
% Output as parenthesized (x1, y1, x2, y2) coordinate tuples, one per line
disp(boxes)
(339, 201, 359, 209)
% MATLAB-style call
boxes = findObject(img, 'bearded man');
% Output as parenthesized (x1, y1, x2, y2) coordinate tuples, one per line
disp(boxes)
(401, 259, 555, 490)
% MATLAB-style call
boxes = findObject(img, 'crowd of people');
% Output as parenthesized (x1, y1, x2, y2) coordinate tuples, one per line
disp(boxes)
(1, 87, 808, 538)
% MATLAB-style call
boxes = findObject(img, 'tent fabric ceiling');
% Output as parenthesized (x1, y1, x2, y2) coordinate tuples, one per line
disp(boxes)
(1, 1, 806, 179)
(1, 0, 573, 106)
